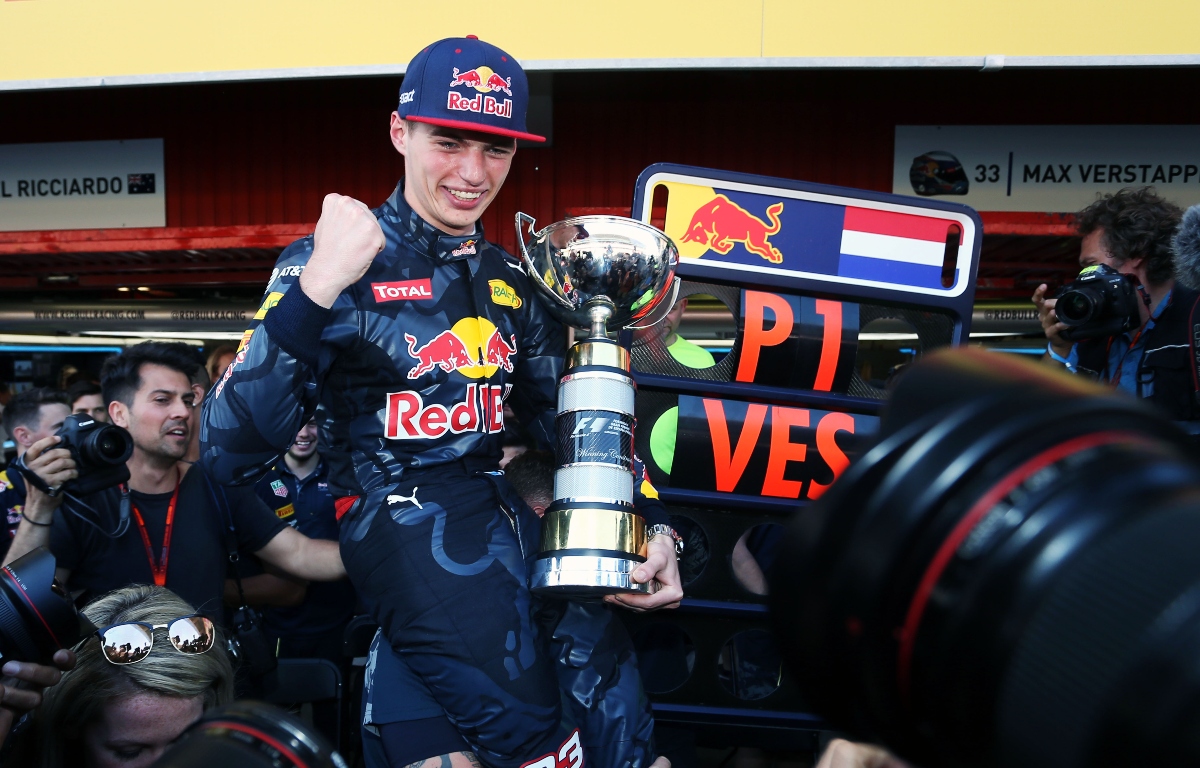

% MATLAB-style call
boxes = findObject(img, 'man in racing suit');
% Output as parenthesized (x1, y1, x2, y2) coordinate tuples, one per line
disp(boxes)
(201, 35, 683, 768)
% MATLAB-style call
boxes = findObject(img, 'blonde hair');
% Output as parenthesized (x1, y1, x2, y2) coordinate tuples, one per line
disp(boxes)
(28, 585, 235, 768)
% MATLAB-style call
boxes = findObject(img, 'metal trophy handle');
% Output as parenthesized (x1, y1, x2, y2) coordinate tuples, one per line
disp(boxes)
(515, 212, 679, 596)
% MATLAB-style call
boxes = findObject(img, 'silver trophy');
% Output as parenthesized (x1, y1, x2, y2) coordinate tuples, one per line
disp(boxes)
(516, 213, 679, 596)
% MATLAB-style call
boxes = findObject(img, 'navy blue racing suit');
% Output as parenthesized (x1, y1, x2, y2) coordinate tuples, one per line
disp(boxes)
(201, 183, 581, 767)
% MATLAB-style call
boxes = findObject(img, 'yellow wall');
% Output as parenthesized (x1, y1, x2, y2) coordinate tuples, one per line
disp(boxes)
(1, 0, 1198, 86)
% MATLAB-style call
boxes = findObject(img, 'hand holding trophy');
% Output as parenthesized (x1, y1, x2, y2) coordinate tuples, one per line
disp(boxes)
(516, 213, 679, 596)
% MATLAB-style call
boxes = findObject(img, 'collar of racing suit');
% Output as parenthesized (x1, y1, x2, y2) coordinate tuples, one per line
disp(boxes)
(384, 181, 487, 264)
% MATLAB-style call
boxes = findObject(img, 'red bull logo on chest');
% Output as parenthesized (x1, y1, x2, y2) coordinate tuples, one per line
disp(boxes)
(385, 382, 511, 440)
(404, 317, 517, 380)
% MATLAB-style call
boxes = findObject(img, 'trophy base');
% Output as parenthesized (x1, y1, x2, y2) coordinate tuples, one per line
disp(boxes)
(529, 554, 656, 598)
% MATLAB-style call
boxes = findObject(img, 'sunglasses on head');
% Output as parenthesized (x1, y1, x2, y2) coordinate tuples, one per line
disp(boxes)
(96, 614, 215, 665)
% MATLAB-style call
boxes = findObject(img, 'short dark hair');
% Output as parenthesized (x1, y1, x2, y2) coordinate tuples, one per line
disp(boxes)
(66, 379, 102, 407)
(1077, 187, 1183, 287)
(504, 449, 555, 508)
(4, 387, 69, 436)
(101, 342, 203, 406)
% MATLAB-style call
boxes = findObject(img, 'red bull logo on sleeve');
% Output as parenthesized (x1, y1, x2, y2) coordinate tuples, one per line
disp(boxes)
(404, 317, 518, 380)
(447, 66, 513, 118)
(385, 381, 512, 440)
(681, 194, 784, 263)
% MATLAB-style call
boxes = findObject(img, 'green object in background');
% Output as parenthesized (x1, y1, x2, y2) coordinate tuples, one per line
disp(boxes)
(667, 336, 715, 368)
(650, 406, 678, 474)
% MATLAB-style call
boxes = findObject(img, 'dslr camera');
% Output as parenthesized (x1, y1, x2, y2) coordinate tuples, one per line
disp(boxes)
(15, 413, 134, 497)
(1055, 263, 1141, 341)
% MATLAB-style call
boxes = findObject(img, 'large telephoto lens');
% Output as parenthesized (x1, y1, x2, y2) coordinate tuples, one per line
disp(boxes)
(770, 348, 1200, 768)
(78, 423, 134, 466)
(0, 548, 94, 665)
(153, 701, 345, 768)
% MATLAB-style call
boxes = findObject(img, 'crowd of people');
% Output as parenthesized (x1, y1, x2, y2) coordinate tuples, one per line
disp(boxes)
(3, 27, 1195, 768)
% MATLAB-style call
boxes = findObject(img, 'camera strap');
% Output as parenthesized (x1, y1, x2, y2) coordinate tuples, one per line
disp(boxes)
(199, 469, 249, 607)
(122, 470, 180, 588)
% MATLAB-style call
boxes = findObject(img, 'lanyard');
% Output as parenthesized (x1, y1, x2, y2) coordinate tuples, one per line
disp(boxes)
(126, 473, 181, 587)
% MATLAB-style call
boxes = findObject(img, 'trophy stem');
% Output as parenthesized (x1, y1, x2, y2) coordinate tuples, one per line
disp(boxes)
(587, 304, 613, 341)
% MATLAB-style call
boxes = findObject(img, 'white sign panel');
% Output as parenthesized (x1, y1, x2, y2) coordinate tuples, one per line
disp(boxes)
(893, 126, 1200, 213)
(0, 139, 165, 231)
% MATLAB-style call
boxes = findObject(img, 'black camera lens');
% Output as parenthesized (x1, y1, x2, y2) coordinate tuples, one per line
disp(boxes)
(1056, 289, 1095, 324)
(153, 701, 345, 768)
(770, 349, 1200, 768)
(0, 548, 95, 665)
(79, 424, 134, 466)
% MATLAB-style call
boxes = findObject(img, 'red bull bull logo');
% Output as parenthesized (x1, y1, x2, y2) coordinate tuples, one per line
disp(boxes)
(385, 382, 510, 440)
(450, 66, 513, 96)
(680, 194, 784, 263)
(405, 317, 518, 380)
(447, 65, 513, 118)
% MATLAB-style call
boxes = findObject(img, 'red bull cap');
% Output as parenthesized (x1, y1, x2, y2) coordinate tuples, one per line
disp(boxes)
(398, 35, 545, 143)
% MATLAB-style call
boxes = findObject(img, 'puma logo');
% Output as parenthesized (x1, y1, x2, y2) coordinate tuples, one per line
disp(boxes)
(386, 488, 422, 509)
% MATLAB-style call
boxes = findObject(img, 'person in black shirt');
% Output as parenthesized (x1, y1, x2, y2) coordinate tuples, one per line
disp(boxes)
(239, 417, 356, 662)
(4, 342, 345, 622)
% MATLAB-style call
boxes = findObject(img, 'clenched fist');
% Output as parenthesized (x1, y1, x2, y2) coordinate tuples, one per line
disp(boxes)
(299, 194, 387, 308)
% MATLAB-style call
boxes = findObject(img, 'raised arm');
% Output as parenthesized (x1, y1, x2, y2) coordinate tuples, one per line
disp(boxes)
(201, 194, 385, 485)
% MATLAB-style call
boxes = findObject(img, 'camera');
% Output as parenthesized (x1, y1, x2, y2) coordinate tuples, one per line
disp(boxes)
(0, 548, 94, 665)
(770, 348, 1200, 768)
(153, 701, 346, 768)
(1055, 263, 1141, 341)
(51, 413, 134, 496)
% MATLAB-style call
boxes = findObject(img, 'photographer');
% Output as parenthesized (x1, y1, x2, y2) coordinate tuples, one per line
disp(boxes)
(3, 342, 345, 621)
(1031, 187, 1200, 420)
(0, 388, 71, 557)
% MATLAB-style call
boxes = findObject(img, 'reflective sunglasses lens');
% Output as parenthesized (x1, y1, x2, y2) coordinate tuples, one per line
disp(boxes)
(167, 616, 215, 654)
(100, 624, 153, 664)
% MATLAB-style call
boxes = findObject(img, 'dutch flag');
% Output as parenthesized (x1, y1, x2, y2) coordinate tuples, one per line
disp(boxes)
(836, 207, 960, 290)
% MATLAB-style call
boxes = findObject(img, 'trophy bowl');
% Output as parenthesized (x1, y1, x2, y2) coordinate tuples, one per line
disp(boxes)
(516, 212, 681, 596)
(516, 213, 679, 332)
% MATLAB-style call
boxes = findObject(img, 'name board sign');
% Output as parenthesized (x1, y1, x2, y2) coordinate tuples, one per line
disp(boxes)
(673, 395, 875, 500)
(631, 164, 979, 504)
(0, 139, 165, 231)
(642, 167, 979, 302)
(894, 125, 1200, 212)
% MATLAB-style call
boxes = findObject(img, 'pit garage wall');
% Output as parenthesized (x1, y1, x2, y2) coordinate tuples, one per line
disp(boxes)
(1, 66, 1199, 295)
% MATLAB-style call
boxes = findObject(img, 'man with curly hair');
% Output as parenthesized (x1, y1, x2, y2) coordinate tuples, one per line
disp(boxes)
(1032, 187, 1200, 420)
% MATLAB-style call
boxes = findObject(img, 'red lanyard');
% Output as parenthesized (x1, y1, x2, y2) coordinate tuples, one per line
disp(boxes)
(128, 475, 181, 587)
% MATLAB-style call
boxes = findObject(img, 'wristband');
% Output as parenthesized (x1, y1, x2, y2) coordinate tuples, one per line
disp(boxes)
(1047, 344, 1074, 369)
(21, 510, 52, 527)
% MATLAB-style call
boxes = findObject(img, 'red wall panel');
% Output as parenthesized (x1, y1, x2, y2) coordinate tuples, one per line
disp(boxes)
(2, 67, 1199, 263)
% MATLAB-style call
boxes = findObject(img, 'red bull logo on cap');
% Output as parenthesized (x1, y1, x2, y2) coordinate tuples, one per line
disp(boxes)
(450, 66, 512, 96)
(447, 65, 513, 118)
(404, 317, 518, 380)
(681, 194, 784, 264)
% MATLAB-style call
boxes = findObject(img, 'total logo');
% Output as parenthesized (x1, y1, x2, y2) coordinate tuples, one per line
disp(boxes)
(385, 381, 511, 440)
(404, 317, 517, 380)
(372, 278, 434, 303)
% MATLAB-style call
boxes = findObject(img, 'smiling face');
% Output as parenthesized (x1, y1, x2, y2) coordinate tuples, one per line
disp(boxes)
(108, 363, 195, 463)
(287, 418, 318, 462)
(83, 691, 203, 768)
(390, 115, 516, 236)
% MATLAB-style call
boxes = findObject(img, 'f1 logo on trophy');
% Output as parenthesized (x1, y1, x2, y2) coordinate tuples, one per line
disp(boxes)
(517, 213, 679, 596)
